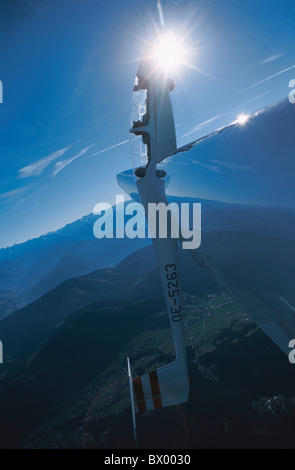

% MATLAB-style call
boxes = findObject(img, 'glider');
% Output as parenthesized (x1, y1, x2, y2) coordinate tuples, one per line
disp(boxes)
(117, 43, 190, 443)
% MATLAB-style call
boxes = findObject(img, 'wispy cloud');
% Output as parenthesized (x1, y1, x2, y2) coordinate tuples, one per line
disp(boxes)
(176, 161, 190, 166)
(241, 64, 295, 92)
(19, 148, 69, 178)
(52, 146, 92, 176)
(259, 54, 284, 66)
(241, 91, 271, 106)
(212, 159, 252, 171)
(182, 114, 224, 139)
(0, 186, 30, 203)
(88, 140, 129, 158)
(191, 160, 221, 173)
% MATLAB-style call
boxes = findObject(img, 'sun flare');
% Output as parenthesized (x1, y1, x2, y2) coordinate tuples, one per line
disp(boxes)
(153, 32, 187, 72)
(237, 114, 250, 125)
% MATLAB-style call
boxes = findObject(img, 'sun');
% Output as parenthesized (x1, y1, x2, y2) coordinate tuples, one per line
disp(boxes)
(152, 32, 187, 72)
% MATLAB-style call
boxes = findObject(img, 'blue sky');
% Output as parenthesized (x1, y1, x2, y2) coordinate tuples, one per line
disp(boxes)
(0, 0, 295, 248)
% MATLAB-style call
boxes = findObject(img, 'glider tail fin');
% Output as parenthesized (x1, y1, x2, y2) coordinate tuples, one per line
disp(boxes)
(129, 359, 190, 414)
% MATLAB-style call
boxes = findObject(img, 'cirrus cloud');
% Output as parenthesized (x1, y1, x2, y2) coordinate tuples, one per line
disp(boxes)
(52, 146, 92, 176)
(19, 147, 70, 178)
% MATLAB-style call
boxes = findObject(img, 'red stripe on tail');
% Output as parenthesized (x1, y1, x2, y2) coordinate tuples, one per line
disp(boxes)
(149, 370, 162, 409)
(133, 376, 147, 412)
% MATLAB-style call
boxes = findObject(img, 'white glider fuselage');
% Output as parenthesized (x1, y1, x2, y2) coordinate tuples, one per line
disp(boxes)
(123, 46, 190, 415)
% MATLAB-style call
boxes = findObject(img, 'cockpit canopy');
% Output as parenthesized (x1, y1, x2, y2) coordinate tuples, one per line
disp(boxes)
(129, 48, 177, 180)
